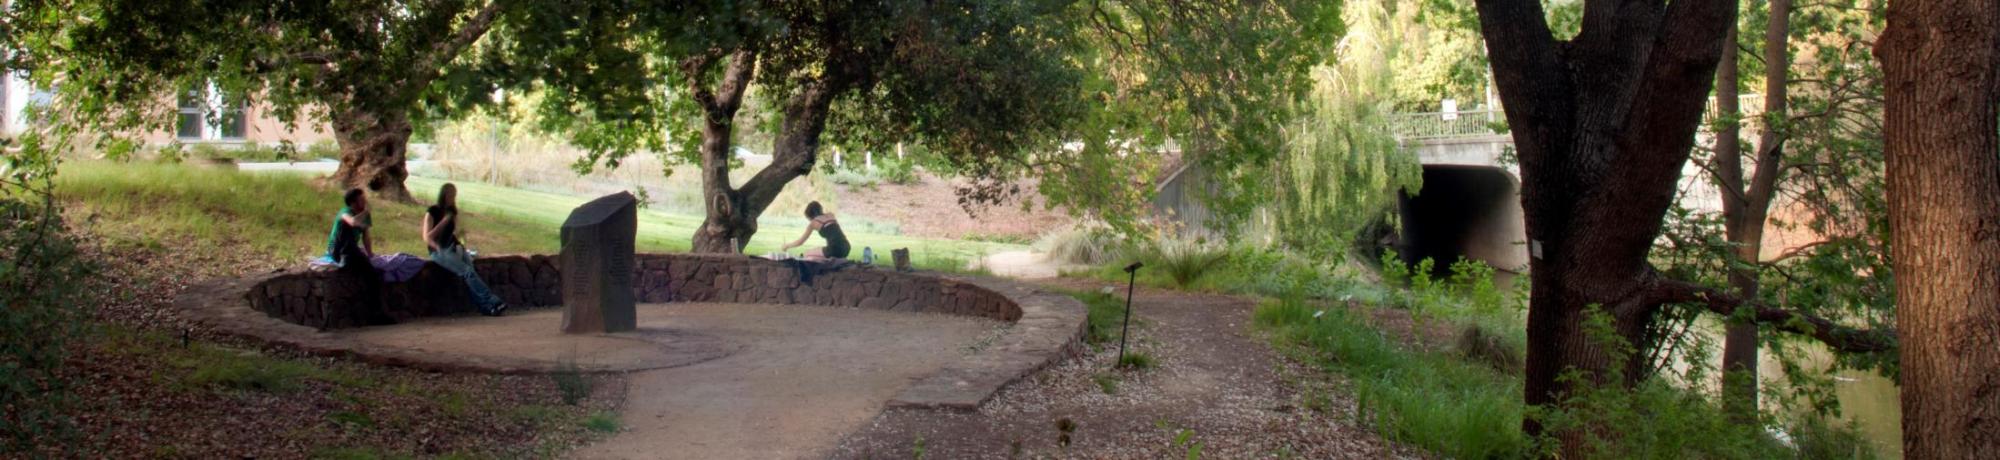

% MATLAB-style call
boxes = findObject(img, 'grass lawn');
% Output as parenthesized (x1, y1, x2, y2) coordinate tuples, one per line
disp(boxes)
(56, 161, 1022, 269)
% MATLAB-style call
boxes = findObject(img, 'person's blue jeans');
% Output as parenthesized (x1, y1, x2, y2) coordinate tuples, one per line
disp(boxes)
(431, 245, 504, 313)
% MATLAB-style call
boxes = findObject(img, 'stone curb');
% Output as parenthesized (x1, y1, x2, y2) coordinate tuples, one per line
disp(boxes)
(884, 273, 1090, 411)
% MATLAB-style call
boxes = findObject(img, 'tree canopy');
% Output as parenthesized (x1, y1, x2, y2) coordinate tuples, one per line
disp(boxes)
(6, 0, 508, 199)
(485, 0, 1340, 250)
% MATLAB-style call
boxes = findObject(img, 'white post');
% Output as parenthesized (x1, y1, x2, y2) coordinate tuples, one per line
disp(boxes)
(896, 142, 905, 160)
(834, 147, 843, 167)
(865, 150, 873, 170)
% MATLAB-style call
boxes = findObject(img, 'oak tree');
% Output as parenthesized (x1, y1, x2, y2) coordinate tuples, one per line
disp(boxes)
(1470, 0, 1893, 451)
(1876, 0, 2000, 455)
(496, 0, 1336, 252)
(7, 0, 510, 200)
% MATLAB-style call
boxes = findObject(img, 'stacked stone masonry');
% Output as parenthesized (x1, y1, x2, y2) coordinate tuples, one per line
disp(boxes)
(247, 254, 1022, 330)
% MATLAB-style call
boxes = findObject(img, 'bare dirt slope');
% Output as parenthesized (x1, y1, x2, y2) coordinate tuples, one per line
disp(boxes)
(833, 176, 1073, 240)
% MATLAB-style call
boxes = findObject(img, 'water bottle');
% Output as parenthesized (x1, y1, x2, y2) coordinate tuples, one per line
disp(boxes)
(862, 247, 875, 265)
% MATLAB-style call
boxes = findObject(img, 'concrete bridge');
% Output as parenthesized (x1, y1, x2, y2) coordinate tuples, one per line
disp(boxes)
(1386, 94, 1759, 276)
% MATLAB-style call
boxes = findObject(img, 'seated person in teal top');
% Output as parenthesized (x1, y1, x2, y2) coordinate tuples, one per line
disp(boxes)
(327, 189, 392, 325)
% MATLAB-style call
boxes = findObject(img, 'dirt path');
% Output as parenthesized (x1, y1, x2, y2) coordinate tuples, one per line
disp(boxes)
(833, 280, 1408, 459)
(570, 303, 1007, 460)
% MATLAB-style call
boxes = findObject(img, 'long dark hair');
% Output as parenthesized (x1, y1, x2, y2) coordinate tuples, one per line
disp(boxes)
(437, 183, 459, 210)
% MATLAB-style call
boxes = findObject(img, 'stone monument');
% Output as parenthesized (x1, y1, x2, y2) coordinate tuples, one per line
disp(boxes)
(560, 192, 639, 334)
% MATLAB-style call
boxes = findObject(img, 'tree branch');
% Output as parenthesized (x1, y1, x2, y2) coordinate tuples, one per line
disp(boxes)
(1649, 277, 1895, 353)
(1762, 239, 1833, 265)
(406, 0, 508, 88)
(1472, 0, 1564, 147)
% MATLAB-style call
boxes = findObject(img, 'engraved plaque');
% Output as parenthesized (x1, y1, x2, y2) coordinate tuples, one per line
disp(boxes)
(560, 192, 639, 334)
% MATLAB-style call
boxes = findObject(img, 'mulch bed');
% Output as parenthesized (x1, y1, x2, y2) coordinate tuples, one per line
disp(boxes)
(23, 239, 625, 458)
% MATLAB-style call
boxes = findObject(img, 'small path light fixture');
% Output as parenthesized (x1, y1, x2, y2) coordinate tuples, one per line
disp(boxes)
(1119, 261, 1143, 367)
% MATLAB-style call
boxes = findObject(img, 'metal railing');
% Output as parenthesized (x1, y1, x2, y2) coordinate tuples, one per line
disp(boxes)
(1386, 110, 1504, 139)
(1385, 94, 1767, 141)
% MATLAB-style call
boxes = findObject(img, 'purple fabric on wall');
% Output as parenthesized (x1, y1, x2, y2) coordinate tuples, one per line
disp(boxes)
(371, 253, 427, 282)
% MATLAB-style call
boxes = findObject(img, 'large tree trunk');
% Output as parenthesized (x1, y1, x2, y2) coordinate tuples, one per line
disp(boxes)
(330, 109, 415, 202)
(693, 82, 838, 252)
(688, 51, 761, 254)
(685, 50, 843, 254)
(1475, 0, 1736, 454)
(324, 1, 502, 205)
(1877, 0, 2000, 457)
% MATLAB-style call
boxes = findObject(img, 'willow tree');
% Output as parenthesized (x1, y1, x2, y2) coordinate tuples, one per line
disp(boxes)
(7, 0, 509, 200)
(496, 0, 1337, 252)
(1269, 0, 1421, 255)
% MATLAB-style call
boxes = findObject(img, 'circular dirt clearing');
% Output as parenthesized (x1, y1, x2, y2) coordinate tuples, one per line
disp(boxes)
(567, 303, 1008, 460)
(338, 307, 738, 372)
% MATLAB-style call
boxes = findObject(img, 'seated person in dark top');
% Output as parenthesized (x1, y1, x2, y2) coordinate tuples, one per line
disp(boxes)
(780, 201, 851, 261)
(326, 188, 391, 325)
(421, 183, 508, 316)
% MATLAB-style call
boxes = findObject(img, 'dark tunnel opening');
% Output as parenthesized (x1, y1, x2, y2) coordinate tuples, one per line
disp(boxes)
(1395, 165, 1523, 279)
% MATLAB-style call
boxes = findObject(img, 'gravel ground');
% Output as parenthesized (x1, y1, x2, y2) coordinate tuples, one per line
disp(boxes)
(831, 281, 1421, 459)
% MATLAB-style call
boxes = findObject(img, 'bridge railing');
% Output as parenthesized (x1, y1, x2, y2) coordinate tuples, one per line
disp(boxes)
(1387, 110, 1504, 139)
(1387, 94, 1765, 141)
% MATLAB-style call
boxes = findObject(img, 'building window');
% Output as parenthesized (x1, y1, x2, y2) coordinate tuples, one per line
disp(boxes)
(216, 101, 246, 139)
(175, 85, 247, 140)
(176, 90, 204, 139)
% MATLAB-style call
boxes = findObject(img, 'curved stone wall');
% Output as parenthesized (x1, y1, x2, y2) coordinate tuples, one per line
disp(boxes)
(636, 254, 1023, 322)
(197, 253, 1086, 409)
(247, 253, 1023, 329)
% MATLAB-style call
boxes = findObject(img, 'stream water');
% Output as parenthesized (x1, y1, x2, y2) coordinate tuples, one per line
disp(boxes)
(1684, 319, 1902, 458)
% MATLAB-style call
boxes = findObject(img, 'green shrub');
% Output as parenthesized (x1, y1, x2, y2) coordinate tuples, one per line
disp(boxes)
(177, 346, 321, 393)
(155, 143, 187, 163)
(1524, 309, 1880, 459)
(1146, 238, 1230, 288)
(508, 405, 563, 426)
(1092, 373, 1121, 394)
(875, 153, 920, 185)
(583, 412, 620, 433)
(1456, 323, 1523, 374)
(0, 149, 98, 450)
(190, 143, 230, 161)
(303, 140, 341, 160)
(825, 167, 878, 188)
(1117, 352, 1156, 370)
(1254, 296, 1529, 459)
(101, 138, 142, 160)
(962, 232, 1033, 245)
(1063, 290, 1132, 346)
(552, 365, 593, 406)
(1035, 225, 1126, 266)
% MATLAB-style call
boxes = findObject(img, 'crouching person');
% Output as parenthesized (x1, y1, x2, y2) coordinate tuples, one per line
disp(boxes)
(423, 183, 509, 316)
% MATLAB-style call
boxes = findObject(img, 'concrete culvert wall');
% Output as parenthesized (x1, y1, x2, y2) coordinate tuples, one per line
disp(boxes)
(1396, 165, 1528, 277)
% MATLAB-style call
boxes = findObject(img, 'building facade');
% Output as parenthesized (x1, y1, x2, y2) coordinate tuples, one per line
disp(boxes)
(1, 73, 337, 147)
